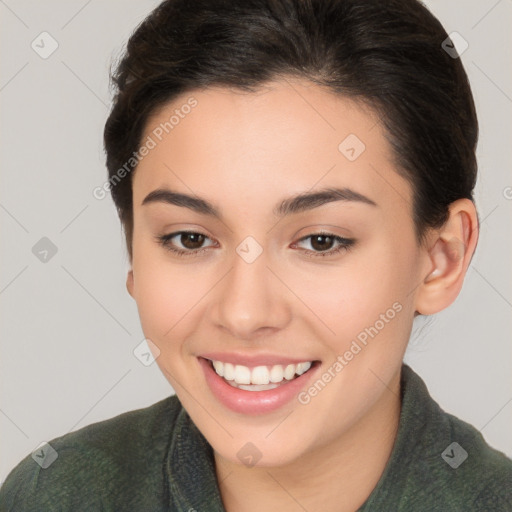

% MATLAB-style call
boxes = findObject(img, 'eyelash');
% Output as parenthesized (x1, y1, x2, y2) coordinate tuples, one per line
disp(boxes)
(155, 230, 355, 259)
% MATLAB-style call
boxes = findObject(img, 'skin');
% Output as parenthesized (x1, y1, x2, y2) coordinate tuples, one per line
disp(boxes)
(126, 77, 478, 512)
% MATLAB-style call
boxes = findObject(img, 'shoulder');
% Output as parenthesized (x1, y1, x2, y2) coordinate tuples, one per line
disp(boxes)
(439, 409, 512, 510)
(396, 365, 512, 511)
(0, 395, 182, 511)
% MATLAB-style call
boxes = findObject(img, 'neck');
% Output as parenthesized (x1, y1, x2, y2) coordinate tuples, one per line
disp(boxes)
(214, 368, 402, 512)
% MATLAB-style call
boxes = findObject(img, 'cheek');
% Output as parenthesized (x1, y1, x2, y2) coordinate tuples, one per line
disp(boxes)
(131, 250, 207, 348)
(288, 235, 417, 349)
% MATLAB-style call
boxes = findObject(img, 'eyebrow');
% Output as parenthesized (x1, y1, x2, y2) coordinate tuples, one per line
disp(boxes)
(141, 186, 377, 219)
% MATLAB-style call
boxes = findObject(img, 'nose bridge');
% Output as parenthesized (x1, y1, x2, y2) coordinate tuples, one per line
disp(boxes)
(213, 238, 290, 337)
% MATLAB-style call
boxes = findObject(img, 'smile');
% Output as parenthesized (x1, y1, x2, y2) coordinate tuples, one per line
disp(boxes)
(198, 356, 321, 414)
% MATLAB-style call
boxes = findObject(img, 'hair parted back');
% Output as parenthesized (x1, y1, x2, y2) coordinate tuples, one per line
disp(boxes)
(103, 0, 478, 262)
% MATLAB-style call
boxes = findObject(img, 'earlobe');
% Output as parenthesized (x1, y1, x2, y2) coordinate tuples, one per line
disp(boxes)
(126, 269, 135, 299)
(415, 199, 478, 315)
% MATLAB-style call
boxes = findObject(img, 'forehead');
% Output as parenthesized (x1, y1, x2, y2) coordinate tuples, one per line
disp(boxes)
(132, 78, 412, 216)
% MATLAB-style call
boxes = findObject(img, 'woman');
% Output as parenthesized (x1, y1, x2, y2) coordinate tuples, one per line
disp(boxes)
(1, 0, 511, 510)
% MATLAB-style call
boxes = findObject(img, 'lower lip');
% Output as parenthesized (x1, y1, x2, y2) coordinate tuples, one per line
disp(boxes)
(198, 357, 320, 415)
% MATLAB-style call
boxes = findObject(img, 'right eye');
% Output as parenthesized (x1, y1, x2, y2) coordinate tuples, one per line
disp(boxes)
(155, 231, 217, 257)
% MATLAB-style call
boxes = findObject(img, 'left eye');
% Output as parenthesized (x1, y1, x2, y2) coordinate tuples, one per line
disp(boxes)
(293, 233, 354, 256)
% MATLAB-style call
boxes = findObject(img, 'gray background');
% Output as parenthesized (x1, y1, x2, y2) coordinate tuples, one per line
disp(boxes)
(1, 0, 511, 482)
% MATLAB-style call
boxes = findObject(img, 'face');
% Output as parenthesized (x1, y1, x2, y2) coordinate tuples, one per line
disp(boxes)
(127, 78, 431, 467)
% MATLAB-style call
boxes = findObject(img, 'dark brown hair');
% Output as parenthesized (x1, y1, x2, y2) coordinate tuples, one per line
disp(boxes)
(103, 0, 478, 261)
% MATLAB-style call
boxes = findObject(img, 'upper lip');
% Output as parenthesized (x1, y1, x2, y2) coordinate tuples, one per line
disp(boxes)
(199, 352, 318, 367)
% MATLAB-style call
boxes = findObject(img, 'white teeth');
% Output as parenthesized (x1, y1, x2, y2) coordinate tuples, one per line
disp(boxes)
(234, 365, 251, 385)
(269, 365, 284, 383)
(228, 381, 280, 391)
(209, 359, 314, 385)
(212, 360, 224, 377)
(223, 362, 235, 381)
(296, 361, 312, 375)
(283, 364, 296, 380)
(251, 366, 270, 385)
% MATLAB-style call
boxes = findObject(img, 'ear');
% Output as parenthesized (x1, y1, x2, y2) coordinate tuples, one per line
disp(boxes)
(415, 198, 478, 315)
(126, 269, 135, 299)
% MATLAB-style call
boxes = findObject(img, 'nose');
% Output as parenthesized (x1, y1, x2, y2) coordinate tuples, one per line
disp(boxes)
(211, 246, 292, 340)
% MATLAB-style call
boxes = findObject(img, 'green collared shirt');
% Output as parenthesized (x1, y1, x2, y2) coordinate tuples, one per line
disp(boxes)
(1, 364, 511, 511)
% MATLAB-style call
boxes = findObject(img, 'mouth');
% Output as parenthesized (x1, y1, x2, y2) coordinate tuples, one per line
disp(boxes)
(198, 355, 321, 414)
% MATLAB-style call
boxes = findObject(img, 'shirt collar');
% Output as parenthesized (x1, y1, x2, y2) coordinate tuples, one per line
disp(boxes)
(166, 404, 225, 511)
